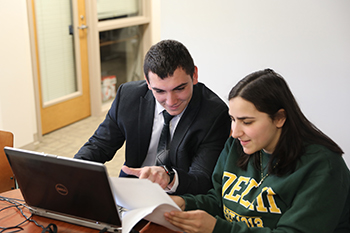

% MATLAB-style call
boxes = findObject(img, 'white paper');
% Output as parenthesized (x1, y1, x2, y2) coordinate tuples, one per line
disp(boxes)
(109, 177, 182, 233)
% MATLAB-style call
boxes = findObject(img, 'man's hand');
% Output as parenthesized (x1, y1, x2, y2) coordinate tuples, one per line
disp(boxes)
(121, 165, 172, 189)
(164, 210, 216, 233)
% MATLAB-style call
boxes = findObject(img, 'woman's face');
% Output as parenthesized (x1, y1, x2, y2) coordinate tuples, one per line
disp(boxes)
(229, 97, 286, 154)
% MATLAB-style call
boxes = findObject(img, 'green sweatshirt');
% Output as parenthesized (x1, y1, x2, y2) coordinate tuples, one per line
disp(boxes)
(182, 137, 350, 232)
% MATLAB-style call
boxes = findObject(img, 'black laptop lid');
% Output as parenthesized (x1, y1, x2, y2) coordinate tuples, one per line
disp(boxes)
(4, 147, 121, 227)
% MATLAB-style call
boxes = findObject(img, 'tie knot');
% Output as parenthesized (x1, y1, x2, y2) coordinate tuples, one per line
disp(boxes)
(162, 110, 174, 124)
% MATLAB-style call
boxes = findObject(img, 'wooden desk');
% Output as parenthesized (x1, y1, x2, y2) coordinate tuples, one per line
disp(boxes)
(0, 189, 179, 233)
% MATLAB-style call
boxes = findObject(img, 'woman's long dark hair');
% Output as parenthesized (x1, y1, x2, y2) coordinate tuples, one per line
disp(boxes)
(229, 69, 343, 176)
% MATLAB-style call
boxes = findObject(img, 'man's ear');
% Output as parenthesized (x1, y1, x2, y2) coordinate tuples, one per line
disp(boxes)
(192, 66, 199, 85)
(145, 75, 152, 90)
(275, 109, 287, 128)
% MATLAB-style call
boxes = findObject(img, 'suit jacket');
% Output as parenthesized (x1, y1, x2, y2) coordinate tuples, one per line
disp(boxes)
(75, 80, 231, 195)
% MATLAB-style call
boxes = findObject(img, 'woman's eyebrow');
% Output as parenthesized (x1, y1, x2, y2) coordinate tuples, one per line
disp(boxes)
(229, 115, 255, 121)
(236, 116, 255, 120)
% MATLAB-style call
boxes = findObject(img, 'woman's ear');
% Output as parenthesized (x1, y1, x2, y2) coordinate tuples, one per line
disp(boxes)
(275, 109, 287, 128)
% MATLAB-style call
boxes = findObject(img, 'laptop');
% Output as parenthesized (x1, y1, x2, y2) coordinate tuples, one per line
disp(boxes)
(4, 146, 122, 232)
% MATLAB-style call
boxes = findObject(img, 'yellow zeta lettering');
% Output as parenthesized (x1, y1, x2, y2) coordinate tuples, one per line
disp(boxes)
(256, 187, 268, 212)
(254, 218, 264, 228)
(222, 174, 282, 216)
(223, 205, 265, 228)
(240, 178, 259, 208)
(266, 188, 282, 214)
(222, 172, 237, 196)
(224, 176, 250, 202)
(224, 205, 236, 222)
(240, 217, 250, 227)
(248, 218, 254, 227)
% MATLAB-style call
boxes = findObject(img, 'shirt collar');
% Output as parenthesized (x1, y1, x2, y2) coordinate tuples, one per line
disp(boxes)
(156, 101, 165, 116)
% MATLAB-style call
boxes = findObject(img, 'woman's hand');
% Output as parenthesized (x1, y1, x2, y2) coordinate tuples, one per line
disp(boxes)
(170, 196, 186, 210)
(164, 210, 216, 233)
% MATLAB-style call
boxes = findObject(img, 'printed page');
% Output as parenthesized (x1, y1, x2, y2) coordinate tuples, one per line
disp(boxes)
(109, 177, 182, 233)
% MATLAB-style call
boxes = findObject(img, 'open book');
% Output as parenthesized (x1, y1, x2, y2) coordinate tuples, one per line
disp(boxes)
(109, 177, 182, 233)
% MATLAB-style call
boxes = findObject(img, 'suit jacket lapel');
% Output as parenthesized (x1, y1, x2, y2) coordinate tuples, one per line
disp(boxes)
(138, 90, 155, 165)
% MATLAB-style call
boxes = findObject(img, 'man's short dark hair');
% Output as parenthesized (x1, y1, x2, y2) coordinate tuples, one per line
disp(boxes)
(143, 40, 195, 81)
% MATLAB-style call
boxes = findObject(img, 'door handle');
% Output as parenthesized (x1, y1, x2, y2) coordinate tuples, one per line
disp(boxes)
(78, 24, 88, 30)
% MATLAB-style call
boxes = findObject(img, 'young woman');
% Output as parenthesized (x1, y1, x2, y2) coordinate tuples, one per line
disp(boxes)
(164, 69, 350, 233)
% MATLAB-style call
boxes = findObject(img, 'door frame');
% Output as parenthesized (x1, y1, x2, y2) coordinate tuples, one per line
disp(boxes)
(27, 0, 43, 142)
(85, 0, 153, 116)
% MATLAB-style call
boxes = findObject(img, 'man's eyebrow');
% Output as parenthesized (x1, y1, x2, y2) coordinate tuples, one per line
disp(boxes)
(152, 82, 188, 92)
(172, 82, 188, 90)
(152, 87, 165, 92)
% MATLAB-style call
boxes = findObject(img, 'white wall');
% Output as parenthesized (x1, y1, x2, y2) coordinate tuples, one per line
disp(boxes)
(0, 0, 37, 147)
(160, 0, 350, 167)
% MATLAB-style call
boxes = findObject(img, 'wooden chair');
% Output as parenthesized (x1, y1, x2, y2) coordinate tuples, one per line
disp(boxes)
(0, 130, 16, 193)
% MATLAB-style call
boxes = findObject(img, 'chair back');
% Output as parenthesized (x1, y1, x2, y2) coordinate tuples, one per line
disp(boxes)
(0, 130, 15, 192)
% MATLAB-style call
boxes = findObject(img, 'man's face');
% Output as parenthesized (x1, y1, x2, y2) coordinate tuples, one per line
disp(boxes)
(146, 67, 198, 116)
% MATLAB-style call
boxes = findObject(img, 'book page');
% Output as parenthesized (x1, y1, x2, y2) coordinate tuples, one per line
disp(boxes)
(109, 177, 182, 233)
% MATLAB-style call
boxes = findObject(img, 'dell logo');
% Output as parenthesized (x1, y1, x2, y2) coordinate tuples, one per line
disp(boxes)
(55, 184, 68, 196)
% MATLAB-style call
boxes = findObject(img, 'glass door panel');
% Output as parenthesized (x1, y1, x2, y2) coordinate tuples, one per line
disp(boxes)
(97, 0, 141, 21)
(35, 0, 78, 105)
(99, 25, 143, 103)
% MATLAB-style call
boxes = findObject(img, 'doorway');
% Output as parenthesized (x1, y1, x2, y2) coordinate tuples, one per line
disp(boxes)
(29, 0, 90, 135)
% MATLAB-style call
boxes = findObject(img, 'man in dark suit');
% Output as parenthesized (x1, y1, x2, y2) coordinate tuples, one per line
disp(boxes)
(74, 40, 231, 195)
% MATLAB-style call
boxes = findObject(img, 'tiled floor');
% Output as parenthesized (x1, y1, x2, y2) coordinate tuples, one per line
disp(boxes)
(28, 114, 125, 177)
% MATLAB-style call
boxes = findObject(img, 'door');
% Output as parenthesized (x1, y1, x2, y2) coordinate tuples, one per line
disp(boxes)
(30, 0, 90, 134)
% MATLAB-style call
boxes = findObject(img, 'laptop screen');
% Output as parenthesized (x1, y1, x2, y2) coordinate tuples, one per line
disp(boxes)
(4, 147, 121, 228)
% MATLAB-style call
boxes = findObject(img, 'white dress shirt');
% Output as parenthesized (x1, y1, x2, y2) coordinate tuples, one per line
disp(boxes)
(141, 101, 185, 193)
